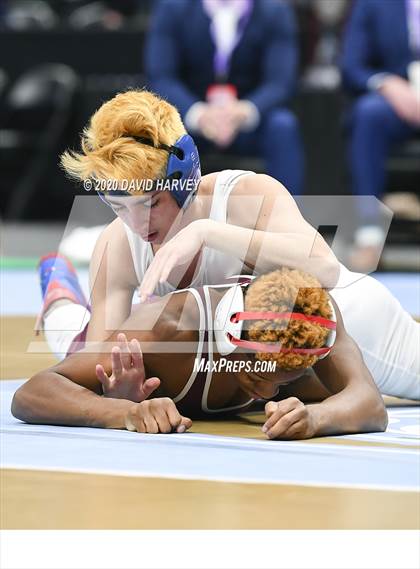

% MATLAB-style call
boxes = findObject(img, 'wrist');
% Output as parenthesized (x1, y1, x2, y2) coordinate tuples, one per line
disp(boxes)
(306, 404, 323, 437)
(125, 402, 140, 431)
(88, 396, 134, 430)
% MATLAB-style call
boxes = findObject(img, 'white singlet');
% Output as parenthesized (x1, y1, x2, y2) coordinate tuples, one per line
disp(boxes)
(123, 169, 255, 296)
(330, 265, 419, 400)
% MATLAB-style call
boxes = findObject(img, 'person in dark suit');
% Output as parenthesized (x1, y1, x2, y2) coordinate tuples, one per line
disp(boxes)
(145, 0, 304, 195)
(341, 0, 420, 269)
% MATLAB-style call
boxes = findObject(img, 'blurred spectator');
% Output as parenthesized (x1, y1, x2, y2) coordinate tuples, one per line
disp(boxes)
(66, 0, 142, 30)
(67, 1, 125, 30)
(2, 0, 144, 31)
(145, 0, 304, 195)
(341, 0, 420, 270)
(296, 0, 350, 89)
(4, 1, 58, 30)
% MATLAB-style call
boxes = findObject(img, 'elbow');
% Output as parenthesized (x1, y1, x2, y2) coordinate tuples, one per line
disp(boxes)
(316, 252, 340, 289)
(325, 256, 340, 289)
(11, 384, 30, 422)
(376, 401, 389, 432)
(11, 375, 42, 423)
(311, 233, 340, 288)
(368, 398, 388, 433)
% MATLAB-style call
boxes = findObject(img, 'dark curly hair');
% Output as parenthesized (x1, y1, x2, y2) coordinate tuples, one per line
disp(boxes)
(244, 267, 333, 370)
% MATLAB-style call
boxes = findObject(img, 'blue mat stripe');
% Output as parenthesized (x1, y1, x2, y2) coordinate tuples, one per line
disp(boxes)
(2, 381, 419, 491)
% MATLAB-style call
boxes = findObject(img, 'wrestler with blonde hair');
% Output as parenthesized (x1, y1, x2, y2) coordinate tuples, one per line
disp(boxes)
(61, 91, 186, 184)
(39, 89, 338, 359)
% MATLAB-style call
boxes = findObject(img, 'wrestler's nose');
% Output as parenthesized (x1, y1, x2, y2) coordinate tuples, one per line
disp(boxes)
(127, 206, 150, 234)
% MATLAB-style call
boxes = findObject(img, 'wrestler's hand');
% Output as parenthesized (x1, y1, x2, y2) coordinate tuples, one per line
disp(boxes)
(262, 398, 316, 440)
(96, 333, 160, 402)
(138, 219, 207, 302)
(125, 397, 193, 434)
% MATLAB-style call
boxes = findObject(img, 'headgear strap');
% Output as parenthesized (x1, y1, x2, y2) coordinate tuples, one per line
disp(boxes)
(228, 311, 337, 356)
(127, 136, 184, 160)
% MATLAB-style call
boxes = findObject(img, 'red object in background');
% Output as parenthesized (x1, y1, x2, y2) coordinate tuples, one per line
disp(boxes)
(206, 83, 238, 104)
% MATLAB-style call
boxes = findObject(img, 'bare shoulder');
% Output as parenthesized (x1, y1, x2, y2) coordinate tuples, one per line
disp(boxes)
(227, 173, 298, 228)
(198, 172, 220, 197)
(91, 218, 129, 260)
(90, 218, 137, 288)
(233, 173, 291, 199)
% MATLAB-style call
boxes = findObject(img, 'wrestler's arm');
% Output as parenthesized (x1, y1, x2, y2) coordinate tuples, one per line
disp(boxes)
(307, 311, 388, 436)
(85, 219, 138, 343)
(205, 174, 339, 287)
(11, 294, 194, 430)
(263, 302, 387, 439)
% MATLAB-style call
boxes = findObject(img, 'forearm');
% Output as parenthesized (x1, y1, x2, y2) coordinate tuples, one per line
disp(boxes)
(11, 372, 133, 430)
(308, 386, 388, 437)
(204, 219, 339, 287)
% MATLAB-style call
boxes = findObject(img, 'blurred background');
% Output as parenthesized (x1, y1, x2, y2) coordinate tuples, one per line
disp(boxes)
(0, 0, 419, 271)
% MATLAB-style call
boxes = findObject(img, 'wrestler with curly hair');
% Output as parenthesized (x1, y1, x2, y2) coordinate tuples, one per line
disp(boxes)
(16, 263, 420, 440)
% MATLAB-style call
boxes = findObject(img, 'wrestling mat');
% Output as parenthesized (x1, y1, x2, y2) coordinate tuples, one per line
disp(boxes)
(2, 380, 419, 491)
(1, 269, 419, 529)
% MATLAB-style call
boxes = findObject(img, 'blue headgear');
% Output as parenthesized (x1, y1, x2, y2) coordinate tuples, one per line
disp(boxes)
(96, 134, 201, 209)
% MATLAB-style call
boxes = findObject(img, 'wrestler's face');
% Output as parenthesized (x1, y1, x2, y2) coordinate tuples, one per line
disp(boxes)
(239, 366, 303, 400)
(104, 191, 181, 243)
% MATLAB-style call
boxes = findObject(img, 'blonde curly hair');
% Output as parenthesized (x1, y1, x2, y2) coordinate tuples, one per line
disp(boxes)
(60, 90, 186, 188)
(244, 267, 333, 370)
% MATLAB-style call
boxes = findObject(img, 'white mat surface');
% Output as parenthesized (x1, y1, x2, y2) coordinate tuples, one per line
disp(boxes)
(2, 381, 419, 492)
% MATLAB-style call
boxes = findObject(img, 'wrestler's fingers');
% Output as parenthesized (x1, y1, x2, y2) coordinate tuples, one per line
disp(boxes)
(145, 263, 166, 292)
(143, 414, 159, 434)
(117, 332, 131, 369)
(139, 274, 157, 302)
(159, 256, 175, 284)
(163, 399, 192, 433)
(282, 420, 307, 440)
(265, 408, 304, 440)
(140, 257, 163, 289)
(177, 416, 193, 433)
(264, 401, 278, 418)
(111, 346, 123, 375)
(95, 364, 110, 388)
(154, 408, 172, 434)
(140, 252, 170, 297)
(126, 416, 146, 433)
(264, 398, 303, 430)
(142, 377, 161, 398)
(129, 338, 143, 369)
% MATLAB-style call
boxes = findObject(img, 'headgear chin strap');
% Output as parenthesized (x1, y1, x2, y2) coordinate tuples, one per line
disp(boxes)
(227, 305, 337, 358)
